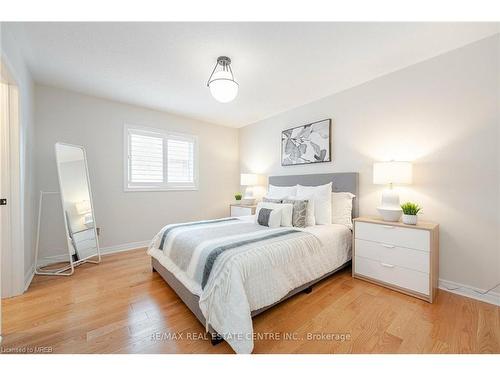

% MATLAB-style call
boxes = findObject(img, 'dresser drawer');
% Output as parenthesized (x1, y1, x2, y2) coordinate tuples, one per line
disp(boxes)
(355, 221, 430, 251)
(355, 255, 429, 295)
(355, 239, 429, 274)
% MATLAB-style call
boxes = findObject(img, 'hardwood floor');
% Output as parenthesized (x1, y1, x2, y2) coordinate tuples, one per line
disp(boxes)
(1, 249, 499, 354)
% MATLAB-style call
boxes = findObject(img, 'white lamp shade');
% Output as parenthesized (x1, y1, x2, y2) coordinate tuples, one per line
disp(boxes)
(373, 161, 413, 185)
(240, 173, 258, 186)
(209, 70, 239, 103)
(75, 200, 91, 215)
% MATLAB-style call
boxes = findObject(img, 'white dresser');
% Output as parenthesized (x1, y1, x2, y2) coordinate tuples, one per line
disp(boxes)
(230, 204, 257, 217)
(353, 217, 439, 303)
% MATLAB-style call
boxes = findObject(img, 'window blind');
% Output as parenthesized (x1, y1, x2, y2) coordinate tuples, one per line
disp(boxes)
(167, 139, 194, 183)
(125, 125, 198, 190)
(129, 133, 164, 183)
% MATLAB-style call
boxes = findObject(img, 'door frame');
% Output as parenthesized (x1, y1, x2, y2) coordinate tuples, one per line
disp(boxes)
(1, 58, 25, 300)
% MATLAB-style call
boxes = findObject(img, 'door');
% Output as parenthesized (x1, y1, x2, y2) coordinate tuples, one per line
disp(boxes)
(0, 81, 7, 341)
(0, 64, 24, 300)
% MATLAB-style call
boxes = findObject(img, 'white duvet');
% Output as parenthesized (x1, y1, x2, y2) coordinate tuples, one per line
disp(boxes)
(147, 216, 352, 353)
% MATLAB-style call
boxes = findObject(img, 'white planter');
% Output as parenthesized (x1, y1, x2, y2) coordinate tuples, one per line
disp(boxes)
(402, 214, 418, 225)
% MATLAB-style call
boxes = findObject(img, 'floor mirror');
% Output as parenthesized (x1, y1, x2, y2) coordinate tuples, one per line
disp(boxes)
(35, 143, 101, 276)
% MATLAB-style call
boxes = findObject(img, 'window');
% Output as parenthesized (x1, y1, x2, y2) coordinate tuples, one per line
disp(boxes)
(125, 125, 198, 191)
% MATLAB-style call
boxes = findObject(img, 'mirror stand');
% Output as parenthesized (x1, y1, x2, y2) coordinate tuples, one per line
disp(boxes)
(34, 191, 73, 276)
(34, 190, 101, 276)
(34, 142, 101, 276)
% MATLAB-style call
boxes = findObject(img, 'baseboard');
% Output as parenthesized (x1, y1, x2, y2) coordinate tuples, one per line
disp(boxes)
(439, 278, 500, 306)
(99, 240, 150, 255)
(37, 253, 70, 267)
(24, 264, 35, 292)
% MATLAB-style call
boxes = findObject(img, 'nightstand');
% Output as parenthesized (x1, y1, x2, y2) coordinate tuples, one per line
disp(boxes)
(353, 217, 439, 303)
(230, 203, 257, 217)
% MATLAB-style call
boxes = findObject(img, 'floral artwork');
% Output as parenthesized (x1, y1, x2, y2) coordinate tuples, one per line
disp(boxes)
(281, 119, 331, 166)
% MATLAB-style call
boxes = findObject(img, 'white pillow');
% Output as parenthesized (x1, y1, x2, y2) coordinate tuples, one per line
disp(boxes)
(296, 183, 332, 224)
(290, 195, 316, 227)
(255, 205, 282, 228)
(331, 192, 355, 229)
(267, 184, 297, 199)
(254, 202, 293, 227)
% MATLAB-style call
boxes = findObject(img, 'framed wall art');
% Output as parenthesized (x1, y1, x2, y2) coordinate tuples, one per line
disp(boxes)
(281, 119, 331, 166)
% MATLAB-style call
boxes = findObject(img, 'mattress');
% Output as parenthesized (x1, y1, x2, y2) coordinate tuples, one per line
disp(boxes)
(147, 217, 352, 353)
(148, 217, 352, 300)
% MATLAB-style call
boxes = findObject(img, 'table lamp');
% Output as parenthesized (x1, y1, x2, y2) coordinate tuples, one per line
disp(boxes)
(373, 161, 412, 222)
(240, 173, 258, 205)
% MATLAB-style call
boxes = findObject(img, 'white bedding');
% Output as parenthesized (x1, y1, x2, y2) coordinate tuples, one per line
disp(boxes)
(147, 216, 352, 353)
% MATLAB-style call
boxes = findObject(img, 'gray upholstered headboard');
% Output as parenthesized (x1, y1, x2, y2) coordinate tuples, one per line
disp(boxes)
(268, 173, 359, 218)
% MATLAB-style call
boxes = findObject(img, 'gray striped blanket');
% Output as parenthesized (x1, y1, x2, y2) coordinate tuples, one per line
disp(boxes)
(152, 218, 315, 289)
(149, 217, 325, 353)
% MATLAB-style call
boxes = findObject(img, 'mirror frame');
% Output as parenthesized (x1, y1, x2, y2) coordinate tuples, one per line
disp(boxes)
(54, 142, 101, 275)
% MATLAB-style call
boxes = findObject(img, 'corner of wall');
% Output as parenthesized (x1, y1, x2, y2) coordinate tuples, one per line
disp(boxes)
(1, 23, 37, 295)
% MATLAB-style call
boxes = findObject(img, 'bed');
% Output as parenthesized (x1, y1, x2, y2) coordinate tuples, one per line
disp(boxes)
(147, 173, 358, 353)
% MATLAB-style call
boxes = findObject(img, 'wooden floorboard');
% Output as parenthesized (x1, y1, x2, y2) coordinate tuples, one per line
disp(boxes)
(1, 248, 499, 354)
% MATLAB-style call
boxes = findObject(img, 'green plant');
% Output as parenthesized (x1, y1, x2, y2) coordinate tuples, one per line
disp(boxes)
(234, 193, 242, 201)
(401, 202, 422, 215)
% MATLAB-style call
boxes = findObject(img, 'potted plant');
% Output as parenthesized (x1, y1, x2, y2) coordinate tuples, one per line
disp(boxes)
(400, 202, 422, 225)
(234, 193, 242, 202)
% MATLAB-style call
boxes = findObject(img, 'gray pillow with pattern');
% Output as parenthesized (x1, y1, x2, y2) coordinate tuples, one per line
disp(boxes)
(283, 199, 309, 228)
(263, 197, 283, 203)
(257, 208, 273, 226)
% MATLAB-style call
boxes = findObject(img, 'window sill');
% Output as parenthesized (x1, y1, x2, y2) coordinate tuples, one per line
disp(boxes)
(124, 186, 198, 192)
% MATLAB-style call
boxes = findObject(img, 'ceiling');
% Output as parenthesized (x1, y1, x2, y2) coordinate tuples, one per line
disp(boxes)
(6, 22, 499, 127)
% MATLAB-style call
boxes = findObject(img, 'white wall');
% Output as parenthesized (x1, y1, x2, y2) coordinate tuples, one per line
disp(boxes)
(34, 85, 239, 251)
(1, 23, 37, 294)
(240, 35, 500, 296)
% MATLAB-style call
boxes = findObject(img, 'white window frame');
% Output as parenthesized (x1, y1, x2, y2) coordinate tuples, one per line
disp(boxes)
(124, 124, 199, 192)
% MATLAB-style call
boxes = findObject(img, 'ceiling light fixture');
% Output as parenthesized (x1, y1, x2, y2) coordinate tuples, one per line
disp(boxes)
(207, 56, 238, 103)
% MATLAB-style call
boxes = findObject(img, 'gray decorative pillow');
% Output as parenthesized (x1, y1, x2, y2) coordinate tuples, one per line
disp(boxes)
(257, 208, 273, 227)
(283, 199, 309, 228)
(263, 197, 283, 203)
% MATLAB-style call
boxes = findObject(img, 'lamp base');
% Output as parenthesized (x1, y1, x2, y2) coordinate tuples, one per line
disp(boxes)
(378, 188, 402, 222)
(241, 186, 255, 205)
(377, 207, 403, 222)
(381, 188, 401, 207)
